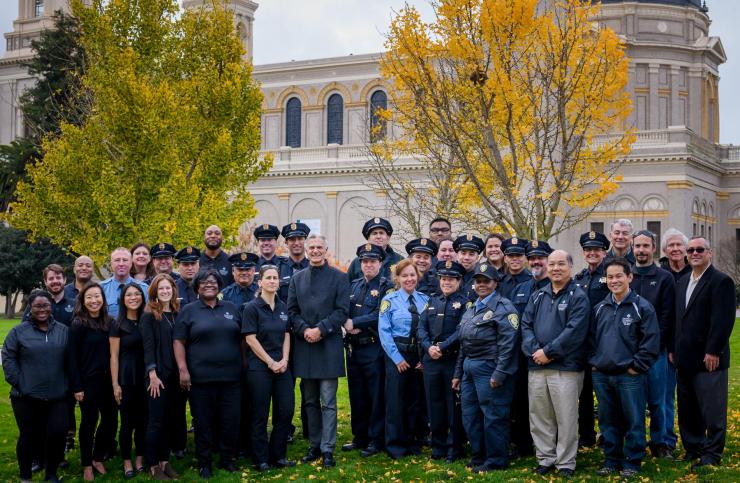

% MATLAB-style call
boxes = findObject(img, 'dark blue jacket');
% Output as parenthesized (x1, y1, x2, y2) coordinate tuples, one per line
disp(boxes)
(499, 269, 532, 301)
(348, 274, 393, 336)
(574, 261, 609, 308)
(278, 257, 309, 303)
(346, 246, 404, 283)
(220, 281, 258, 309)
(630, 264, 675, 350)
(512, 277, 551, 316)
(588, 290, 660, 374)
(417, 268, 440, 297)
(418, 290, 470, 360)
(176, 276, 197, 307)
(521, 279, 589, 371)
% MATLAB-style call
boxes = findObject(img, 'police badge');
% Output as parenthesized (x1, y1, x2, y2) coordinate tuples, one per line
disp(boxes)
(452, 301, 461, 309)
(483, 310, 494, 321)
(370, 289, 379, 297)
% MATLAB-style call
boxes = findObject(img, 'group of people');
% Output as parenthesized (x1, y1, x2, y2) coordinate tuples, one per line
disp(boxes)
(1, 217, 735, 481)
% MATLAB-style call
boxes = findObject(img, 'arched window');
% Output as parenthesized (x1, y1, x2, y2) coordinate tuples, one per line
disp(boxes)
(285, 97, 301, 148)
(326, 93, 343, 145)
(370, 90, 388, 141)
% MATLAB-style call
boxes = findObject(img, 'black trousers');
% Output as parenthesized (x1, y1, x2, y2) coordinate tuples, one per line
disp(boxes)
(423, 355, 465, 457)
(578, 369, 596, 444)
(247, 369, 294, 464)
(78, 373, 117, 466)
(119, 384, 147, 460)
(347, 344, 385, 448)
(190, 381, 241, 468)
(510, 353, 533, 455)
(145, 374, 186, 465)
(384, 351, 424, 458)
(677, 369, 728, 464)
(11, 396, 68, 480)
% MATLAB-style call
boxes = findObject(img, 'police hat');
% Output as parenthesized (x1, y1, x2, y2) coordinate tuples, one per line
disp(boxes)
(405, 238, 438, 257)
(362, 217, 393, 239)
(579, 231, 610, 250)
(253, 224, 280, 240)
(472, 262, 502, 282)
(435, 260, 465, 278)
(281, 222, 310, 240)
(356, 243, 385, 261)
(525, 240, 554, 258)
(452, 233, 485, 254)
(502, 236, 528, 256)
(151, 242, 176, 258)
(228, 252, 259, 269)
(174, 245, 200, 262)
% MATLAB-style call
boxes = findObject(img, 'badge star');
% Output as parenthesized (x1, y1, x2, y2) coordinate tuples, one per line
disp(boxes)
(370, 289, 379, 297)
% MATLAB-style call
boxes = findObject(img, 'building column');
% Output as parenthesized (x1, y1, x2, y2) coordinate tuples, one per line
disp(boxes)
(665, 181, 693, 237)
(687, 66, 703, 135)
(325, 191, 338, 253)
(278, 193, 291, 226)
(648, 63, 659, 130)
(670, 66, 681, 126)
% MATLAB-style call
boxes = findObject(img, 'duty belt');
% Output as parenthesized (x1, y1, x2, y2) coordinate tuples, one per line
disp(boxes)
(393, 336, 417, 353)
(348, 335, 377, 346)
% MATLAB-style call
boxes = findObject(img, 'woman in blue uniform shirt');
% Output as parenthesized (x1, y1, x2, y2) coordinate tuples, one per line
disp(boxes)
(378, 258, 429, 459)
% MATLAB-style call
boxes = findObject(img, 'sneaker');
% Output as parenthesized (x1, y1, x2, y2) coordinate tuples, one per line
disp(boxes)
(620, 468, 639, 478)
(558, 468, 575, 478)
(198, 466, 212, 479)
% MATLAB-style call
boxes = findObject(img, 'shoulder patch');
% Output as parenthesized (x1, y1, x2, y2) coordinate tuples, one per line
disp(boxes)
(380, 299, 391, 314)
(508, 313, 519, 330)
(466, 301, 473, 309)
(385, 288, 395, 295)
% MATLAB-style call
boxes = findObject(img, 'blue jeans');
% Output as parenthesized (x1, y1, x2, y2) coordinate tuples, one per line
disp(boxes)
(460, 359, 515, 469)
(647, 351, 669, 448)
(593, 371, 647, 471)
(664, 359, 677, 448)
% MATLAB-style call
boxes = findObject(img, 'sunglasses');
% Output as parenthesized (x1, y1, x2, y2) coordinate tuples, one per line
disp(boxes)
(686, 247, 706, 254)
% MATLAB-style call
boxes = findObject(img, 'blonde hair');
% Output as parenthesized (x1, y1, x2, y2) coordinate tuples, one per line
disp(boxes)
(393, 258, 420, 289)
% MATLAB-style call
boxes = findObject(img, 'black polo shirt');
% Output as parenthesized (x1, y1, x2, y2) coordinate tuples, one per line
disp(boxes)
(174, 299, 242, 384)
(110, 318, 146, 386)
(241, 297, 290, 372)
(199, 250, 234, 286)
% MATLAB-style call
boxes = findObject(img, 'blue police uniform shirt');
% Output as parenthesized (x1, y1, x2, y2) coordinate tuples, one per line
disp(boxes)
(220, 281, 258, 308)
(99, 276, 149, 317)
(176, 277, 197, 307)
(378, 289, 429, 365)
(475, 291, 495, 312)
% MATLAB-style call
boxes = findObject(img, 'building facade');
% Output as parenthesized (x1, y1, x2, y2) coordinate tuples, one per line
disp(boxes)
(2, 0, 739, 263)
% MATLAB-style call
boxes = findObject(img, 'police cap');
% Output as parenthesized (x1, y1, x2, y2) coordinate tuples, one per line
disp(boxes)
(452, 233, 485, 254)
(174, 245, 200, 262)
(435, 260, 465, 278)
(405, 238, 438, 257)
(253, 224, 280, 240)
(472, 262, 503, 282)
(362, 217, 393, 239)
(228, 252, 259, 269)
(579, 231, 610, 250)
(281, 222, 310, 240)
(151, 242, 176, 258)
(502, 236, 528, 256)
(356, 243, 385, 261)
(525, 239, 554, 258)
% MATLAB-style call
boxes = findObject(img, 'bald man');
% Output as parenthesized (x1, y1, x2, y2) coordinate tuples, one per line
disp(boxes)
(199, 224, 234, 286)
(64, 255, 95, 300)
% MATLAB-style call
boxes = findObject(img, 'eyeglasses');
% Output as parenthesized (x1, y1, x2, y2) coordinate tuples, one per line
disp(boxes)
(686, 247, 706, 254)
(200, 280, 219, 286)
(31, 303, 52, 309)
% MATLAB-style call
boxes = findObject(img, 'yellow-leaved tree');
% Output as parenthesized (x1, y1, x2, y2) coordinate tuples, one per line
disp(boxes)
(374, 0, 634, 238)
(8, 0, 270, 266)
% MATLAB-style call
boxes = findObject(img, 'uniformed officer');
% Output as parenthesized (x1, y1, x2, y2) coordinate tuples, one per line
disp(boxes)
(278, 222, 310, 303)
(405, 238, 439, 296)
(200, 225, 234, 286)
(346, 217, 404, 282)
(452, 234, 485, 302)
(451, 262, 520, 473)
(378, 259, 430, 459)
(498, 237, 531, 300)
(151, 242, 180, 280)
(573, 230, 610, 447)
(174, 246, 200, 306)
(437, 239, 457, 262)
(254, 224, 287, 270)
(221, 253, 259, 308)
(418, 260, 469, 461)
(509, 239, 554, 459)
(340, 244, 393, 457)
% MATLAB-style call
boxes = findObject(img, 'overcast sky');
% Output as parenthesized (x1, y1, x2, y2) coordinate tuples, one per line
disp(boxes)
(1, 0, 737, 143)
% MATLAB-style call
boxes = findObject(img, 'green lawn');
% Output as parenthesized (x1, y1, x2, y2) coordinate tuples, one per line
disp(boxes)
(0, 318, 739, 482)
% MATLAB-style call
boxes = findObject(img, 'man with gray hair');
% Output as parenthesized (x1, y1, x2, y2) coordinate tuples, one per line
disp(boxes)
(607, 219, 635, 263)
(288, 234, 350, 468)
(99, 247, 148, 317)
(659, 228, 691, 282)
(521, 250, 590, 477)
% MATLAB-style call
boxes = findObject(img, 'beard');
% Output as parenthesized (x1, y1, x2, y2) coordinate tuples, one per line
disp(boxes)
(205, 239, 222, 250)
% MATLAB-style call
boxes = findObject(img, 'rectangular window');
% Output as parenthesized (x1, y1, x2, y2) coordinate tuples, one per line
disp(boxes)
(590, 222, 604, 234)
(34, 0, 44, 17)
(647, 221, 661, 254)
(693, 223, 697, 236)
(700, 224, 705, 237)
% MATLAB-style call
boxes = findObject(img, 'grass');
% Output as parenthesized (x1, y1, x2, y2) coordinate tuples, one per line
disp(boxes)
(0, 318, 739, 482)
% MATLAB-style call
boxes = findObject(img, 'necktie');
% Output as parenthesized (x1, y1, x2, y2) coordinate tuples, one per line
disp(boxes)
(408, 295, 419, 343)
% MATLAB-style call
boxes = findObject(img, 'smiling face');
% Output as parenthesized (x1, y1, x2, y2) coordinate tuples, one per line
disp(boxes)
(457, 249, 478, 271)
(473, 276, 496, 299)
(437, 240, 456, 262)
(153, 256, 173, 274)
(367, 228, 390, 248)
(410, 252, 432, 274)
(606, 263, 632, 298)
(547, 251, 571, 285)
(233, 267, 256, 287)
(528, 255, 548, 280)
(485, 237, 503, 265)
(633, 234, 655, 266)
(44, 270, 66, 296)
(132, 246, 151, 269)
(84, 287, 104, 317)
(74, 256, 94, 283)
(111, 249, 132, 280)
(505, 253, 525, 273)
(663, 235, 687, 263)
(123, 286, 144, 312)
(204, 225, 223, 250)
(259, 238, 278, 258)
(609, 223, 632, 252)
(687, 237, 711, 271)
(29, 296, 52, 323)
(307, 237, 328, 266)
(398, 264, 419, 293)
(286, 236, 306, 258)
(157, 279, 174, 304)
(197, 275, 220, 301)
(258, 267, 280, 294)
(439, 275, 461, 297)
(583, 247, 606, 267)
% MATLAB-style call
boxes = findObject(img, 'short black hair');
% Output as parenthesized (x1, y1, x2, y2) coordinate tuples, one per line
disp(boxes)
(28, 289, 54, 307)
(193, 269, 224, 291)
(605, 257, 631, 275)
(429, 217, 451, 228)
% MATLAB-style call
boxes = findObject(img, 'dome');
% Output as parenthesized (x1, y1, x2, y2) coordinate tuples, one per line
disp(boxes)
(598, 0, 706, 11)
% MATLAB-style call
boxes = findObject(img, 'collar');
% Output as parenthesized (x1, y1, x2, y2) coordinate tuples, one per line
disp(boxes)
(476, 291, 496, 308)
(544, 278, 573, 296)
(609, 289, 633, 306)
(197, 298, 222, 309)
(690, 263, 711, 283)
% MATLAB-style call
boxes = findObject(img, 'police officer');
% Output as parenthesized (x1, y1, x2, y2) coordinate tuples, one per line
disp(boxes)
(174, 246, 200, 306)
(341, 244, 393, 457)
(406, 238, 439, 296)
(499, 237, 531, 300)
(221, 253, 259, 307)
(451, 262, 519, 473)
(254, 224, 286, 270)
(278, 222, 310, 303)
(453, 234, 485, 302)
(573, 230, 610, 447)
(347, 217, 404, 282)
(512, 241, 553, 315)
(418, 260, 469, 462)
(151, 243, 180, 280)
(200, 225, 234, 286)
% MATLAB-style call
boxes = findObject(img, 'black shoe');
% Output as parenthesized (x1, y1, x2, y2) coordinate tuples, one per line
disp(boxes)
(58, 460, 70, 469)
(431, 452, 445, 460)
(445, 452, 462, 463)
(301, 447, 321, 463)
(473, 463, 503, 473)
(360, 444, 380, 458)
(124, 469, 136, 479)
(255, 462, 271, 472)
(31, 461, 42, 473)
(219, 462, 238, 473)
(465, 459, 483, 469)
(653, 446, 675, 459)
(273, 459, 295, 468)
(322, 452, 336, 468)
(683, 452, 700, 462)
(65, 439, 74, 453)
(172, 449, 185, 460)
(198, 466, 213, 479)
(533, 465, 555, 475)
(341, 442, 359, 452)
(691, 460, 717, 471)
(558, 468, 575, 478)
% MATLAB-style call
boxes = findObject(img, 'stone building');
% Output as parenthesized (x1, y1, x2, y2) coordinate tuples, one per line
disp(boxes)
(1, 0, 739, 263)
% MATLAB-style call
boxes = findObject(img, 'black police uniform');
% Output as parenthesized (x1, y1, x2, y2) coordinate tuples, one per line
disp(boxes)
(346, 217, 403, 282)
(151, 243, 180, 281)
(221, 252, 259, 308)
(345, 243, 393, 453)
(175, 246, 200, 306)
(453, 234, 486, 303)
(254, 224, 287, 271)
(199, 250, 234, 286)
(406, 238, 439, 297)
(572, 230, 611, 446)
(499, 237, 531, 300)
(418, 260, 469, 460)
(277, 222, 311, 303)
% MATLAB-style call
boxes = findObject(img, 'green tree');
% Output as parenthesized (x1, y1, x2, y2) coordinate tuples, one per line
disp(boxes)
(0, 11, 87, 211)
(8, 0, 270, 266)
